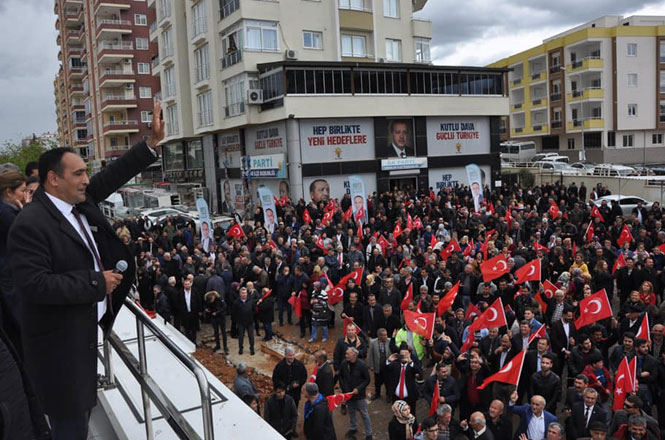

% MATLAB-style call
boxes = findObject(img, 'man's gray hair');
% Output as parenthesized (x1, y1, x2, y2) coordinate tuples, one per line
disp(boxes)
(346, 347, 359, 356)
(548, 422, 564, 435)
(436, 404, 452, 416)
(236, 362, 247, 375)
(628, 415, 646, 427)
(583, 387, 598, 397)
(471, 413, 486, 426)
(284, 346, 295, 356)
(304, 382, 319, 397)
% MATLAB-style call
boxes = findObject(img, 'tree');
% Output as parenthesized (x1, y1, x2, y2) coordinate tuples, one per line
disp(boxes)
(0, 139, 53, 174)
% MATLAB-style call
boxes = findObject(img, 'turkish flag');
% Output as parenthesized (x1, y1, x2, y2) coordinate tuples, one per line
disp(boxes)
(478, 349, 526, 390)
(574, 289, 612, 329)
(534, 289, 548, 314)
(329, 268, 363, 305)
(548, 201, 560, 219)
(377, 235, 389, 254)
(463, 239, 474, 257)
(469, 298, 507, 332)
(572, 241, 577, 257)
(357, 222, 364, 240)
(439, 240, 460, 261)
(613, 357, 636, 411)
(528, 323, 547, 345)
(437, 281, 459, 316)
(321, 210, 334, 226)
(342, 206, 353, 222)
(324, 200, 335, 213)
(505, 208, 513, 229)
(636, 313, 651, 342)
(460, 331, 475, 352)
(327, 392, 354, 411)
(617, 225, 633, 247)
(515, 259, 541, 284)
(227, 223, 245, 238)
(393, 222, 404, 239)
(403, 310, 436, 339)
(407, 213, 414, 230)
(354, 206, 365, 223)
(487, 201, 495, 215)
(480, 254, 510, 282)
(657, 243, 665, 253)
(429, 379, 440, 417)
(414, 217, 424, 229)
(541, 279, 558, 299)
(628, 357, 638, 391)
(309, 363, 318, 382)
(430, 234, 438, 249)
(315, 235, 326, 250)
(415, 299, 423, 313)
(533, 241, 549, 253)
(612, 252, 627, 275)
(591, 204, 604, 222)
(288, 293, 302, 318)
(401, 283, 414, 311)
(585, 221, 595, 242)
(465, 302, 481, 320)
(480, 239, 489, 260)
(303, 208, 312, 225)
(430, 189, 436, 200)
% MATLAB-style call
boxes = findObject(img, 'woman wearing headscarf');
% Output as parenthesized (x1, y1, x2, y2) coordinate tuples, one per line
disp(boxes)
(389, 400, 417, 440)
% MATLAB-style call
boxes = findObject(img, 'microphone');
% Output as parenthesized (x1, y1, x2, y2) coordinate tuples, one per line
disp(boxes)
(113, 260, 128, 274)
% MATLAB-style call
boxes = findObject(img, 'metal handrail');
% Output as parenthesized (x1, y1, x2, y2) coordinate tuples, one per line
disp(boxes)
(102, 298, 215, 439)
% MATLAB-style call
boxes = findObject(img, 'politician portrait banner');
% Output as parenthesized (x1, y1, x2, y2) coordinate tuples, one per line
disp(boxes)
(258, 186, 277, 234)
(466, 164, 485, 213)
(349, 175, 368, 224)
(196, 197, 212, 253)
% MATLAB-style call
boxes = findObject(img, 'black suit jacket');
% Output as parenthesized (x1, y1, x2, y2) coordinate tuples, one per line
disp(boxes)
(8, 141, 156, 417)
(385, 360, 421, 400)
(178, 289, 202, 332)
(550, 319, 576, 354)
(567, 402, 608, 439)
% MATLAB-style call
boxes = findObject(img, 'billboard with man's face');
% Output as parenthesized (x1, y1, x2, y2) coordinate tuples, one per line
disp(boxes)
(303, 173, 377, 206)
(377, 119, 415, 158)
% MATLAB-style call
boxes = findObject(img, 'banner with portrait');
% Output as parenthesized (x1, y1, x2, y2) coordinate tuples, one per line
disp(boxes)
(465, 164, 485, 213)
(196, 197, 212, 253)
(377, 118, 415, 158)
(258, 186, 277, 234)
(349, 175, 368, 224)
(303, 173, 376, 206)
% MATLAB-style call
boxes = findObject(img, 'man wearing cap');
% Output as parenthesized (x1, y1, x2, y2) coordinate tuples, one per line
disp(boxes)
(577, 421, 607, 440)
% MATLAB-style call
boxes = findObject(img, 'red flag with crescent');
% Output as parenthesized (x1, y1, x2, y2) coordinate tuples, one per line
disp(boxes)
(585, 221, 595, 242)
(401, 283, 414, 311)
(480, 254, 510, 282)
(342, 206, 353, 222)
(354, 206, 365, 223)
(321, 209, 334, 226)
(469, 298, 507, 332)
(478, 349, 526, 390)
(228, 223, 245, 238)
(548, 201, 560, 219)
(288, 293, 302, 318)
(303, 208, 312, 225)
(403, 310, 435, 338)
(612, 252, 627, 275)
(617, 224, 633, 248)
(591, 204, 604, 222)
(429, 379, 440, 417)
(465, 302, 481, 320)
(327, 393, 354, 411)
(515, 259, 541, 284)
(613, 357, 636, 411)
(324, 199, 335, 213)
(414, 217, 424, 229)
(393, 222, 404, 239)
(574, 289, 612, 329)
(430, 234, 438, 249)
(534, 289, 548, 313)
(528, 323, 547, 345)
(407, 213, 414, 230)
(463, 239, 474, 257)
(636, 313, 650, 342)
(437, 281, 459, 317)
(460, 330, 475, 352)
(357, 221, 364, 241)
(377, 235, 389, 254)
(541, 279, 558, 299)
(316, 234, 326, 250)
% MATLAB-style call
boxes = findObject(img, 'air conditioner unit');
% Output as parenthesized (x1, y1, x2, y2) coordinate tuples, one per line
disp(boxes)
(285, 49, 298, 60)
(125, 83, 134, 90)
(247, 89, 263, 104)
(147, 122, 152, 128)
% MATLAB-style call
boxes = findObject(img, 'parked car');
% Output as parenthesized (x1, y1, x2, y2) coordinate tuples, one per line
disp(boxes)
(570, 162, 597, 175)
(531, 161, 580, 175)
(592, 164, 637, 177)
(593, 195, 654, 216)
(531, 152, 562, 162)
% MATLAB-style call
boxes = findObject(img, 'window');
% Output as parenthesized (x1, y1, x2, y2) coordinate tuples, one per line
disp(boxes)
(187, 140, 204, 169)
(134, 14, 147, 25)
(608, 131, 615, 147)
(224, 75, 246, 117)
(660, 72, 665, 94)
(567, 138, 575, 150)
(141, 111, 151, 122)
(623, 134, 634, 147)
(414, 38, 430, 63)
(383, 0, 398, 18)
(303, 31, 322, 50)
(164, 66, 176, 97)
(162, 28, 173, 57)
(385, 39, 401, 62)
(660, 100, 665, 122)
(339, 0, 366, 11)
(137, 62, 150, 74)
(552, 109, 561, 121)
(166, 105, 179, 136)
(653, 133, 663, 144)
(194, 44, 209, 82)
(136, 37, 149, 50)
(550, 53, 560, 68)
(245, 20, 278, 51)
(158, 0, 171, 19)
(139, 87, 152, 98)
(627, 73, 638, 87)
(661, 41, 665, 63)
(221, 28, 242, 68)
(197, 91, 213, 126)
(163, 142, 184, 170)
(628, 104, 637, 116)
(341, 35, 366, 58)
(192, 1, 207, 37)
(627, 43, 637, 56)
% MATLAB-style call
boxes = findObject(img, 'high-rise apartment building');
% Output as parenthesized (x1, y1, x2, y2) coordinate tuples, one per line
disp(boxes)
(148, 0, 509, 215)
(53, 0, 160, 168)
(490, 15, 665, 165)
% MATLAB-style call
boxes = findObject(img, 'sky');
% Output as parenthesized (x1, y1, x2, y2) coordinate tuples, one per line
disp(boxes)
(1, 0, 665, 145)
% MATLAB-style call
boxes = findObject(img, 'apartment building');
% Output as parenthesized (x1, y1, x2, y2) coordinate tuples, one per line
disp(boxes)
(490, 15, 665, 165)
(150, 0, 509, 215)
(53, 0, 160, 168)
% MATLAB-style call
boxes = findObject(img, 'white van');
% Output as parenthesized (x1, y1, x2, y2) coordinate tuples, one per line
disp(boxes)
(592, 164, 636, 177)
(500, 141, 536, 162)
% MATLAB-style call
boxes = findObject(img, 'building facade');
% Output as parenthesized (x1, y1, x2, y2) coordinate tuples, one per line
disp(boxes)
(150, 0, 508, 215)
(490, 15, 665, 165)
(53, 0, 160, 169)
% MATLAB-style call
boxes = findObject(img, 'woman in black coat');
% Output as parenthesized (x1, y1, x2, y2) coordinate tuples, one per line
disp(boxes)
(388, 400, 417, 440)
(592, 259, 615, 301)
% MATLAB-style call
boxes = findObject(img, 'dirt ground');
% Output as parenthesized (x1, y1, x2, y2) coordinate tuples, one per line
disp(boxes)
(192, 318, 431, 439)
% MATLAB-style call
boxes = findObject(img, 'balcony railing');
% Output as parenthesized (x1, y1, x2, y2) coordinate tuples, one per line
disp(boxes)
(220, 0, 240, 19)
(551, 120, 562, 129)
(97, 41, 133, 54)
(224, 101, 245, 117)
(98, 19, 131, 26)
(511, 78, 522, 86)
(101, 68, 134, 76)
(150, 21, 157, 33)
(101, 94, 136, 103)
(198, 111, 213, 127)
(531, 71, 544, 81)
(152, 56, 160, 68)
(192, 17, 207, 38)
(104, 119, 137, 127)
(107, 144, 130, 151)
(221, 50, 242, 68)
(550, 93, 561, 101)
(549, 64, 562, 74)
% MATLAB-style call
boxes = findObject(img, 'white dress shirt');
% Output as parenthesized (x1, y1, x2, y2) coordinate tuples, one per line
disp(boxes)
(184, 289, 192, 312)
(527, 412, 545, 440)
(46, 192, 107, 320)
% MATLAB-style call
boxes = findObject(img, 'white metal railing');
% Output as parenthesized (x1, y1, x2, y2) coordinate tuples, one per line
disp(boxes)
(97, 42, 133, 54)
(102, 68, 134, 76)
(224, 101, 245, 117)
(104, 120, 138, 127)
(98, 19, 132, 26)
(107, 144, 130, 151)
(102, 94, 135, 102)
(198, 111, 213, 127)
(192, 17, 207, 38)
(194, 64, 210, 83)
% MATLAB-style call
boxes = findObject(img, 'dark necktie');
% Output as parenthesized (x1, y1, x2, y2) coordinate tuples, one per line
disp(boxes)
(72, 207, 112, 318)
(400, 152, 406, 158)
(584, 406, 590, 426)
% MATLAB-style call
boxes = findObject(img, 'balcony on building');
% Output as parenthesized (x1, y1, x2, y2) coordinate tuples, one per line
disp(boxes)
(65, 0, 84, 7)
(567, 101, 603, 131)
(149, 21, 158, 43)
(338, 0, 373, 30)
(102, 119, 139, 134)
(219, 0, 239, 20)
(97, 40, 134, 62)
(529, 55, 546, 83)
(530, 83, 548, 109)
(158, 0, 172, 27)
(566, 71, 603, 102)
(65, 28, 82, 44)
(551, 119, 563, 130)
(93, 0, 132, 16)
(99, 63, 135, 87)
(101, 90, 137, 111)
(509, 62, 523, 88)
(510, 112, 526, 136)
(96, 18, 133, 39)
(221, 49, 242, 69)
(567, 42, 603, 72)
(510, 87, 524, 112)
(191, 16, 207, 45)
(531, 108, 548, 133)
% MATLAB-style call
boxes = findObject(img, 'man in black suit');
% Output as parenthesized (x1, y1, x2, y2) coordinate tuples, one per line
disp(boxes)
(179, 278, 201, 342)
(550, 307, 577, 376)
(385, 346, 422, 413)
(8, 103, 163, 440)
(381, 119, 414, 158)
(566, 388, 608, 439)
(362, 293, 382, 337)
(313, 350, 334, 397)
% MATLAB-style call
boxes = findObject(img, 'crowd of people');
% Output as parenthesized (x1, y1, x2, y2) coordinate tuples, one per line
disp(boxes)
(4, 143, 665, 440)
